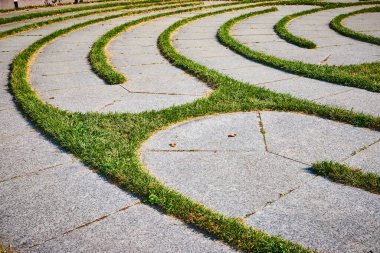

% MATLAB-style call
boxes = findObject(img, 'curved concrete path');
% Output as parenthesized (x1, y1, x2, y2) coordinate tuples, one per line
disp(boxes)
(141, 111, 380, 253)
(30, 3, 243, 113)
(0, 3, 236, 252)
(343, 11, 380, 38)
(173, 5, 380, 116)
(237, 5, 380, 65)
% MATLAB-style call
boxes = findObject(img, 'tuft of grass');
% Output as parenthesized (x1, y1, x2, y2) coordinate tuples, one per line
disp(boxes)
(217, 5, 380, 92)
(312, 161, 380, 194)
(8, 1, 380, 252)
(330, 6, 380, 45)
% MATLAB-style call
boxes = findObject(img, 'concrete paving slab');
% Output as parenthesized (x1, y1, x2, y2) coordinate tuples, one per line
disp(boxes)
(142, 150, 313, 217)
(30, 204, 236, 253)
(143, 112, 264, 152)
(246, 177, 380, 253)
(0, 162, 138, 249)
(0, 131, 75, 181)
(260, 111, 380, 164)
(343, 12, 380, 38)
(345, 141, 380, 175)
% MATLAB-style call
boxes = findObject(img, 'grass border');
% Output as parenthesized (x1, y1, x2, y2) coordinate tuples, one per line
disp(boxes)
(7, 1, 380, 252)
(329, 6, 380, 45)
(217, 5, 380, 92)
(0, 0, 186, 25)
(0, 1, 205, 39)
(89, 0, 277, 84)
(273, 1, 380, 48)
(312, 161, 380, 194)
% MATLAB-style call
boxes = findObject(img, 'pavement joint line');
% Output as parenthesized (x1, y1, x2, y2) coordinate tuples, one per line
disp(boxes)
(311, 87, 354, 101)
(319, 53, 331, 65)
(256, 111, 268, 152)
(254, 76, 298, 86)
(267, 150, 311, 167)
(0, 107, 16, 112)
(27, 200, 142, 250)
(145, 149, 259, 153)
(0, 162, 70, 184)
(342, 137, 380, 161)
(243, 175, 319, 219)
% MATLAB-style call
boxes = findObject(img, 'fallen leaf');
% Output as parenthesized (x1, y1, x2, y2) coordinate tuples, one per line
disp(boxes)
(169, 143, 176, 147)
(228, 133, 237, 138)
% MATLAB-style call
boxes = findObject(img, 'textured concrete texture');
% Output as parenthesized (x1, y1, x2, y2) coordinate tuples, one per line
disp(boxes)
(173, 6, 380, 116)
(343, 12, 380, 37)
(30, 204, 235, 253)
(0, 3, 238, 252)
(141, 111, 380, 252)
(1, 1, 380, 252)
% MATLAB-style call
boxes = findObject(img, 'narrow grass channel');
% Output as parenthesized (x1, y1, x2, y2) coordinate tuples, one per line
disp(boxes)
(9, 0, 380, 252)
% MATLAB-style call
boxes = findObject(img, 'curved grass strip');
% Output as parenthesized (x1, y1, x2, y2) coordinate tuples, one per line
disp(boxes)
(0, 0, 124, 13)
(274, 7, 321, 49)
(0, 0, 179, 25)
(89, 1, 266, 84)
(330, 6, 380, 45)
(218, 8, 380, 92)
(9, 1, 380, 252)
(312, 161, 380, 194)
(273, 1, 380, 49)
(0, 1, 203, 39)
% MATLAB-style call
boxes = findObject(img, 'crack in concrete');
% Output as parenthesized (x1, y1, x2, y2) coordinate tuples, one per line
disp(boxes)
(257, 112, 268, 152)
(27, 200, 141, 249)
(267, 150, 310, 166)
(343, 137, 380, 161)
(0, 163, 68, 184)
(312, 87, 354, 101)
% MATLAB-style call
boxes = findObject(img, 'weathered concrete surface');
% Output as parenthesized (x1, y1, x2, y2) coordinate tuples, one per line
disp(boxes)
(173, 6, 380, 116)
(343, 12, 380, 38)
(0, 3, 237, 252)
(29, 204, 235, 253)
(141, 111, 380, 252)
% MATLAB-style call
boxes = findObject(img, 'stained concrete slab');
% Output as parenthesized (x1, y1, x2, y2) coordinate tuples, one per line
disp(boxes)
(246, 177, 380, 253)
(30, 204, 236, 253)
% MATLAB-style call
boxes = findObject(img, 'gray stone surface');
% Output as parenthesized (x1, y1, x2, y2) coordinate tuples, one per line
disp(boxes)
(345, 141, 380, 175)
(343, 12, 380, 37)
(246, 177, 380, 253)
(0, 3, 238, 252)
(30, 204, 235, 253)
(261, 111, 380, 164)
(141, 111, 380, 251)
(0, 162, 138, 249)
(173, 6, 380, 116)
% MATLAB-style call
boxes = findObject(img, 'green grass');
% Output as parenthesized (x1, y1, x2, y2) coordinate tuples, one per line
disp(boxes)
(0, 0, 185, 25)
(89, 1, 277, 84)
(312, 161, 380, 194)
(330, 6, 380, 45)
(0, 1, 203, 39)
(274, 7, 321, 49)
(8, 1, 380, 252)
(217, 4, 380, 92)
